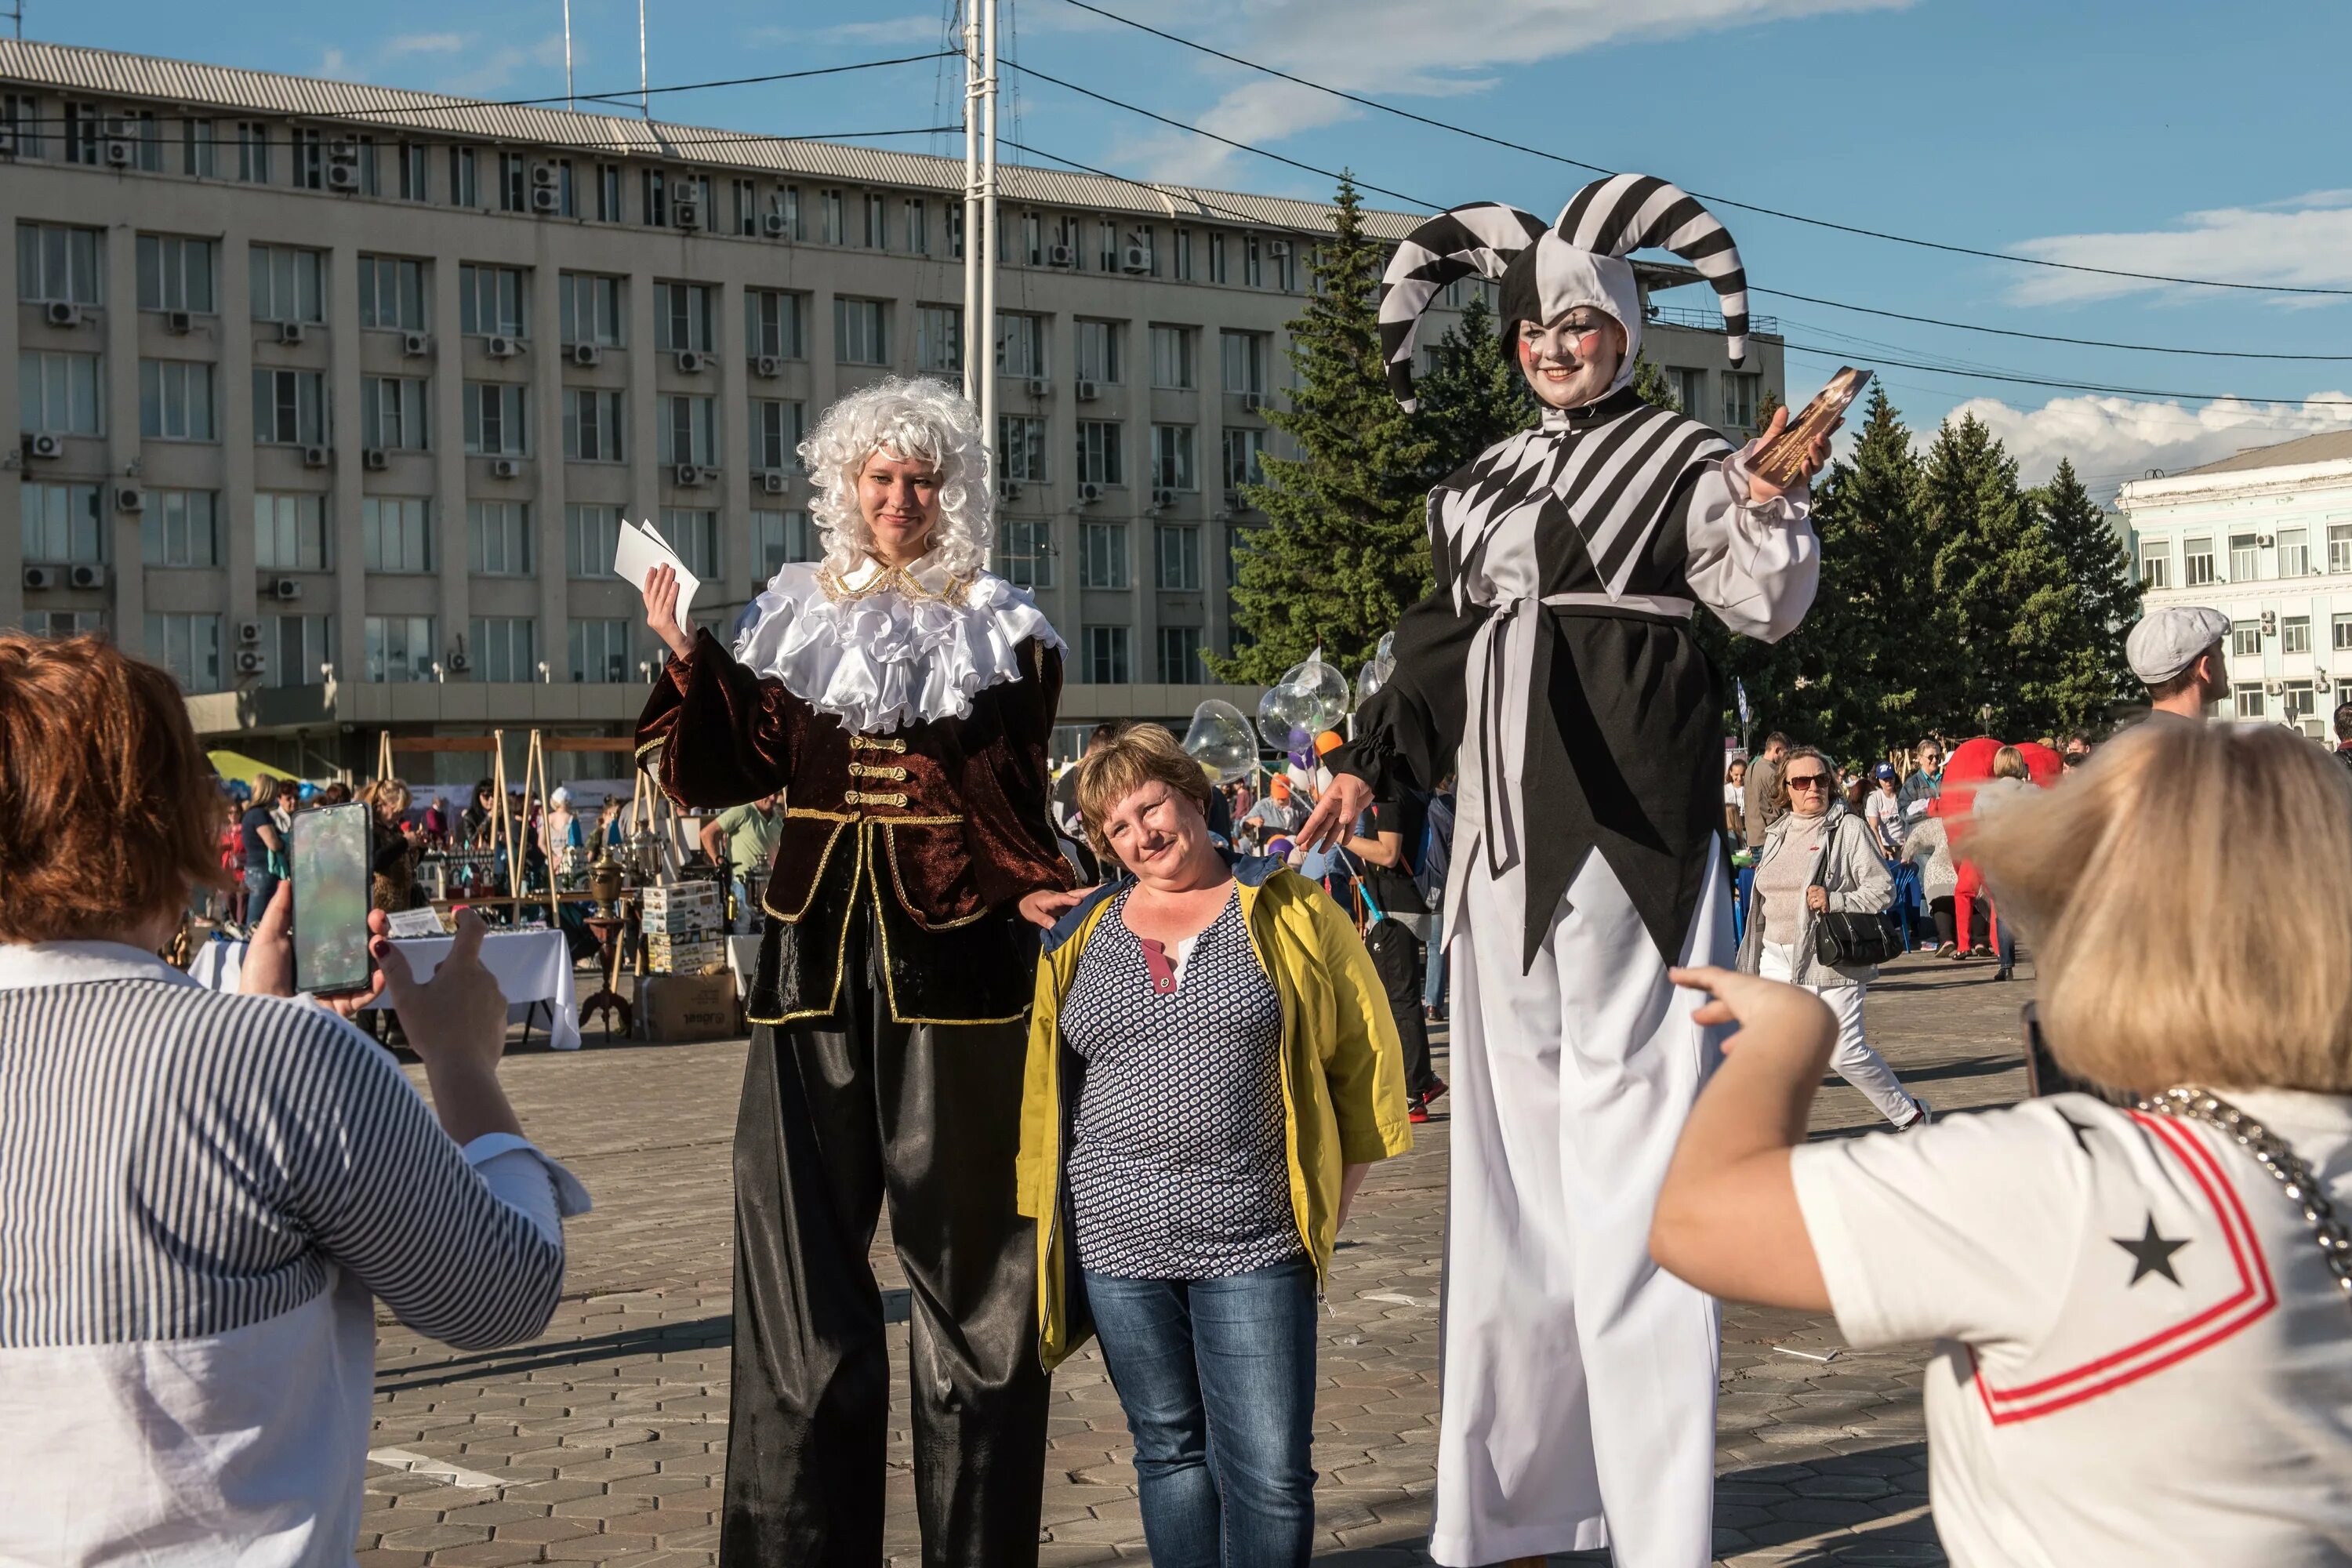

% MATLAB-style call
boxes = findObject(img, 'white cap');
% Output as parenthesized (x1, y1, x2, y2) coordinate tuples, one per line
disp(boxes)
(550, 786, 572, 806)
(2125, 606, 2230, 686)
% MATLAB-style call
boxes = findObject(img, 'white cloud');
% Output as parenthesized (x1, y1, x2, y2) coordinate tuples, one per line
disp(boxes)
(2009, 192, 2352, 307)
(747, 15, 946, 47)
(1940, 390, 2352, 497)
(318, 47, 347, 78)
(426, 33, 568, 98)
(383, 33, 467, 56)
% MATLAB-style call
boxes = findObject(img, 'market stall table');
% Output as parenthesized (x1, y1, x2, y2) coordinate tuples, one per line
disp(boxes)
(188, 928, 582, 1052)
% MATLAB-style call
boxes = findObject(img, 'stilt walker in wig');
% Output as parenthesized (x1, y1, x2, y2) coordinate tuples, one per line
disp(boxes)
(1301, 175, 1840, 1567)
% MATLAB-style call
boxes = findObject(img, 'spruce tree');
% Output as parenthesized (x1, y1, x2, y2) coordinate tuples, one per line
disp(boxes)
(1410, 292, 1537, 485)
(1209, 176, 1437, 683)
(2032, 457, 2143, 728)
(1922, 415, 2078, 738)
(1631, 351, 1681, 412)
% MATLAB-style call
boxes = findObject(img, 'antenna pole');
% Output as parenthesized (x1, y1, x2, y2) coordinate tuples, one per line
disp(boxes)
(562, 0, 575, 111)
(979, 0, 999, 558)
(961, 3, 980, 406)
(637, 0, 650, 118)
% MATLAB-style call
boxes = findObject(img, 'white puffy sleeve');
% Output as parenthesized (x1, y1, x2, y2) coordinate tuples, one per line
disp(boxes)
(1681, 448, 1820, 643)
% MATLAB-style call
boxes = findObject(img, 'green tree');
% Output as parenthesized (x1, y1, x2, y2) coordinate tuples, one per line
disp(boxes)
(2031, 457, 2143, 728)
(1410, 292, 1537, 484)
(1922, 415, 2079, 738)
(1210, 176, 1438, 683)
(1631, 350, 1681, 412)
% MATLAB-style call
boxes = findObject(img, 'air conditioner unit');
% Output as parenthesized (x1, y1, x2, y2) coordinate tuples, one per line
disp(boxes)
(673, 463, 708, 486)
(1120, 245, 1149, 274)
(68, 564, 106, 590)
(21, 565, 57, 591)
(401, 330, 430, 358)
(1047, 243, 1076, 267)
(300, 445, 330, 468)
(571, 342, 602, 367)
(103, 139, 132, 168)
(2263, 612, 2280, 633)
(114, 485, 143, 513)
(446, 650, 471, 674)
(761, 212, 788, 238)
(530, 187, 560, 214)
(1222, 489, 1243, 511)
(277, 320, 307, 345)
(760, 470, 789, 495)
(2319, 670, 2337, 691)
(674, 349, 706, 374)
(2257, 533, 2276, 547)
(1074, 379, 1099, 401)
(1025, 376, 1050, 397)
(1152, 488, 1177, 509)
(165, 308, 194, 335)
(26, 433, 64, 460)
(1266, 239, 1291, 257)
(486, 335, 522, 358)
(268, 577, 303, 601)
(1076, 481, 1103, 504)
(490, 457, 522, 479)
(2267, 678, 2287, 695)
(44, 300, 82, 327)
(672, 199, 702, 230)
(325, 164, 358, 192)
(530, 162, 558, 187)
(0, 126, 18, 157)
(234, 648, 267, 677)
(752, 354, 782, 379)
(361, 448, 389, 471)
(999, 479, 1023, 502)
(237, 619, 263, 646)
(328, 140, 359, 165)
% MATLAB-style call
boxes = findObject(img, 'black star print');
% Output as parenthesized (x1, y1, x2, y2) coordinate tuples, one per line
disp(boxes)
(2058, 1111, 2098, 1156)
(2113, 1215, 2191, 1287)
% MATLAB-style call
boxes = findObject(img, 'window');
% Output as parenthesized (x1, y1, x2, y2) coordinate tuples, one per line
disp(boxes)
(252, 369, 327, 445)
(752, 399, 805, 470)
(916, 306, 962, 374)
(595, 162, 622, 222)
(398, 142, 427, 201)
(640, 169, 668, 227)
(746, 289, 808, 359)
(905, 198, 928, 255)
(655, 281, 715, 352)
(18, 223, 102, 305)
(2139, 539, 2172, 589)
(822, 189, 844, 244)
(291, 129, 324, 191)
(1722, 372, 1761, 430)
(2236, 688, 2267, 721)
(136, 234, 217, 314)
(361, 376, 428, 451)
(777, 185, 804, 241)
(1081, 625, 1131, 684)
(996, 312, 1046, 379)
(254, 492, 330, 571)
(999, 416, 1048, 482)
(1101, 221, 1121, 274)
(365, 615, 437, 682)
(1243, 233, 1264, 289)
(19, 351, 104, 435)
(1220, 330, 1268, 395)
(2332, 524, 2352, 574)
(459, 264, 527, 338)
(2183, 535, 2215, 587)
(1155, 522, 1201, 590)
(2285, 615, 2313, 655)
(1001, 517, 1053, 588)
(469, 617, 537, 681)
(1076, 421, 1123, 487)
(180, 118, 215, 178)
(499, 151, 528, 213)
(448, 146, 479, 207)
(1079, 521, 1129, 587)
(145, 613, 223, 693)
(141, 489, 220, 567)
(566, 503, 622, 579)
(835, 298, 888, 365)
(2230, 533, 2259, 581)
(1020, 212, 1044, 267)
(140, 360, 216, 441)
(1222, 428, 1267, 494)
(118, 111, 162, 172)
(559, 272, 622, 346)
(1074, 320, 1123, 384)
(362, 497, 433, 572)
(1669, 366, 1707, 416)
(564, 389, 625, 461)
(468, 500, 532, 575)
(2285, 679, 2319, 732)
(1150, 325, 1196, 390)
(25, 609, 107, 640)
(1159, 626, 1205, 684)
(2336, 614, 2352, 652)
(863, 192, 888, 249)
(752, 510, 820, 575)
(20, 483, 105, 563)
(2280, 528, 2311, 578)
(463, 382, 528, 456)
(1151, 425, 1197, 492)
(731, 177, 758, 237)
(660, 395, 721, 467)
(2, 94, 40, 162)
(249, 245, 325, 324)
(658, 508, 721, 579)
(265, 615, 334, 689)
(2231, 621, 2262, 658)
(570, 619, 633, 684)
(235, 121, 270, 183)
(358, 255, 426, 331)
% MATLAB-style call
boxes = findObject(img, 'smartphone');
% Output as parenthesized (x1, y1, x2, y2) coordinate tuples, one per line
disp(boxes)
(1748, 365, 1873, 489)
(289, 802, 374, 995)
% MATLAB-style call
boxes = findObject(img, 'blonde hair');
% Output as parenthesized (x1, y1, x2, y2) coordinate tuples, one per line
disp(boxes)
(1072, 723, 1214, 858)
(798, 376, 992, 583)
(1971, 721, 2352, 1094)
(1992, 745, 2028, 781)
(365, 778, 411, 820)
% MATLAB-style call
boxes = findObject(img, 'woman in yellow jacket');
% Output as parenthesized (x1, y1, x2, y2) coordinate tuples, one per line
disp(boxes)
(1015, 723, 1413, 1568)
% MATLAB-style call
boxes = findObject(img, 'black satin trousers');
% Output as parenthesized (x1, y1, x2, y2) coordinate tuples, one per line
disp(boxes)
(720, 907, 1048, 1568)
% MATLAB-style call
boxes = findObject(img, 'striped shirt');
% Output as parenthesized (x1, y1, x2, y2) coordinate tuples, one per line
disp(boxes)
(0, 942, 588, 1566)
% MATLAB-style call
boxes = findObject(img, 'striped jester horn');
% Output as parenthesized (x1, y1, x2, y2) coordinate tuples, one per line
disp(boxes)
(1554, 173, 1748, 366)
(1377, 201, 1548, 412)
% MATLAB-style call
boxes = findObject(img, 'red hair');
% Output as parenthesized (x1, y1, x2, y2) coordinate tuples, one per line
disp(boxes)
(0, 634, 225, 941)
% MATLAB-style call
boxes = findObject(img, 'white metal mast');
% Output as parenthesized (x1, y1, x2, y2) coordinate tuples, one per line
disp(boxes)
(562, 0, 575, 111)
(961, 3, 981, 405)
(979, 0, 999, 466)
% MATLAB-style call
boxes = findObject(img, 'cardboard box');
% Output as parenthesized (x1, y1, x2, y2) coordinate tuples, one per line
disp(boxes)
(645, 935, 724, 974)
(639, 883, 720, 918)
(641, 907, 720, 937)
(636, 971, 740, 1041)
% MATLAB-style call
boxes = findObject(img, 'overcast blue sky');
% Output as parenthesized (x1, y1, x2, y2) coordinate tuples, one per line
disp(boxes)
(34, 0, 2352, 492)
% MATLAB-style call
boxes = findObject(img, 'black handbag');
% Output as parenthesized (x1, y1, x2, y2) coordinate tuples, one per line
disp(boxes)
(1809, 818, 1904, 969)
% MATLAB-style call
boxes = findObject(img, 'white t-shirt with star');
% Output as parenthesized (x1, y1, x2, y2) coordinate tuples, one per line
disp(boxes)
(1790, 1091, 2352, 1568)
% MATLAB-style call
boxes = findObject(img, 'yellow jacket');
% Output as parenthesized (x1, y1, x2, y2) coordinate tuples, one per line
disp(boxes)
(1014, 855, 1414, 1371)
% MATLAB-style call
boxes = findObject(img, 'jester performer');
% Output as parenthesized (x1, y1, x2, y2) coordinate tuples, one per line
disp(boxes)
(1301, 175, 1838, 1567)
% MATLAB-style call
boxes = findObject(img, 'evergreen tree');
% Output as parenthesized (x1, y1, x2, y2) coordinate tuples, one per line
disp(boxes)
(1209, 176, 1437, 684)
(1631, 350, 1680, 412)
(1410, 292, 1537, 485)
(2031, 457, 2143, 727)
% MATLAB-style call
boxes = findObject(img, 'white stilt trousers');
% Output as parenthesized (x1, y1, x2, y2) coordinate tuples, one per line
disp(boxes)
(1428, 840, 1729, 1568)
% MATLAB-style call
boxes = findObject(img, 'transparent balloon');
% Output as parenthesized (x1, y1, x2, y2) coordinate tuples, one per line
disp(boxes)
(1258, 647, 1351, 751)
(1356, 659, 1388, 706)
(1181, 699, 1258, 784)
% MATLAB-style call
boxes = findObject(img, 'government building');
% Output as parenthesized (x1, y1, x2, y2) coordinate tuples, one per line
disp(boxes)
(2, 38, 1784, 780)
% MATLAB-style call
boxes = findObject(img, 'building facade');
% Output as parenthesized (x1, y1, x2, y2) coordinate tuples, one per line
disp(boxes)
(2118, 430, 2352, 738)
(2, 39, 1781, 778)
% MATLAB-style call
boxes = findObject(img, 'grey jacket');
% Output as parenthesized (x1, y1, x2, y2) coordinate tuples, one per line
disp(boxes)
(1737, 803, 1895, 989)
(1899, 812, 1958, 899)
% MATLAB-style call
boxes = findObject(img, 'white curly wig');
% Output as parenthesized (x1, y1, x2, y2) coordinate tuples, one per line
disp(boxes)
(797, 376, 993, 582)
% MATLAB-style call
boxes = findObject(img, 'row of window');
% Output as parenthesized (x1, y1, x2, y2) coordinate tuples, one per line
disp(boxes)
(2137, 524, 2352, 590)
(2228, 613, 2352, 658)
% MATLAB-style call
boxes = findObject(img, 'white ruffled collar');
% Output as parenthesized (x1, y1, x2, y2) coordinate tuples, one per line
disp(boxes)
(732, 550, 1064, 735)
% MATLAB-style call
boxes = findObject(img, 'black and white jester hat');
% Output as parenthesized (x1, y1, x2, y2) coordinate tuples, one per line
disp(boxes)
(1377, 173, 1749, 411)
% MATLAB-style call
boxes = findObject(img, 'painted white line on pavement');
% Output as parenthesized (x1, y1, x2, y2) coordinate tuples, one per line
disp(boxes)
(367, 1447, 511, 1490)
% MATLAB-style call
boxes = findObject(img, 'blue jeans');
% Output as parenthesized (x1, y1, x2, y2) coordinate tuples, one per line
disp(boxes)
(1423, 939, 1446, 1014)
(1084, 1258, 1319, 1568)
(243, 866, 278, 926)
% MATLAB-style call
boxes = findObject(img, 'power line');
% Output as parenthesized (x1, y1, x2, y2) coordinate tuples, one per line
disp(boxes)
(1755, 288, 2352, 363)
(996, 133, 1338, 233)
(312, 51, 967, 125)
(13, 119, 963, 154)
(1780, 342, 2352, 408)
(1047, 0, 2352, 299)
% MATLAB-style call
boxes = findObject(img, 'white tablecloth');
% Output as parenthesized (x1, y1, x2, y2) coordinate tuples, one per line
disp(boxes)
(188, 930, 581, 1052)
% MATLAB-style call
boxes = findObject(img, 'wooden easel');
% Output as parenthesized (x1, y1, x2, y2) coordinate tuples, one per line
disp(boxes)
(373, 730, 536, 923)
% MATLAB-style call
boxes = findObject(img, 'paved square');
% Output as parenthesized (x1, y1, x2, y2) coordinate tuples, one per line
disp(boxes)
(358, 951, 2034, 1566)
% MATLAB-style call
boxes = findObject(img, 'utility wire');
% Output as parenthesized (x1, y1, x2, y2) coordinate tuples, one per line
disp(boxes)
(22, 122, 963, 154)
(318, 51, 967, 124)
(1047, 0, 2352, 299)
(1755, 288, 2352, 363)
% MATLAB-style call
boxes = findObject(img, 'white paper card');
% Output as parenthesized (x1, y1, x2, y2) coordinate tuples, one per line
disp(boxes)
(612, 518, 700, 619)
(385, 907, 447, 938)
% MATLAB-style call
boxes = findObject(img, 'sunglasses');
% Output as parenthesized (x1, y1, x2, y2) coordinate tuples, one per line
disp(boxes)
(1784, 774, 1830, 790)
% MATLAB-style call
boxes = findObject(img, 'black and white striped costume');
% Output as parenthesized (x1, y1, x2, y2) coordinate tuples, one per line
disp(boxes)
(0, 942, 588, 1567)
(1330, 175, 1817, 1568)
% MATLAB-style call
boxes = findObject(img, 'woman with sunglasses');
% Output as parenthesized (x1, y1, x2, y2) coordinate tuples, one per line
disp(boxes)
(1737, 746, 1929, 1130)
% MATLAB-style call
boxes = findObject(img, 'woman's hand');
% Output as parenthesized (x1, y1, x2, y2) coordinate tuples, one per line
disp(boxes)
(374, 909, 523, 1144)
(238, 884, 388, 1018)
(1805, 884, 1829, 913)
(1298, 771, 1371, 853)
(1668, 964, 1835, 1052)
(1018, 887, 1086, 929)
(641, 564, 697, 662)
(1743, 404, 1841, 506)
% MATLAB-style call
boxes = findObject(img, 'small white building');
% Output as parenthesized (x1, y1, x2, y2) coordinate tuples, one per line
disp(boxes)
(2117, 430, 2352, 738)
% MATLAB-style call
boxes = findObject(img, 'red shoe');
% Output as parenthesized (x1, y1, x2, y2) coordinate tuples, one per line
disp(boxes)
(1408, 1098, 1431, 1123)
(1422, 1076, 1448, 1105)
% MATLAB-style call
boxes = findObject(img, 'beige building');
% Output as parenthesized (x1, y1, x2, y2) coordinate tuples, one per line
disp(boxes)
(1, 38, 1781, 779)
